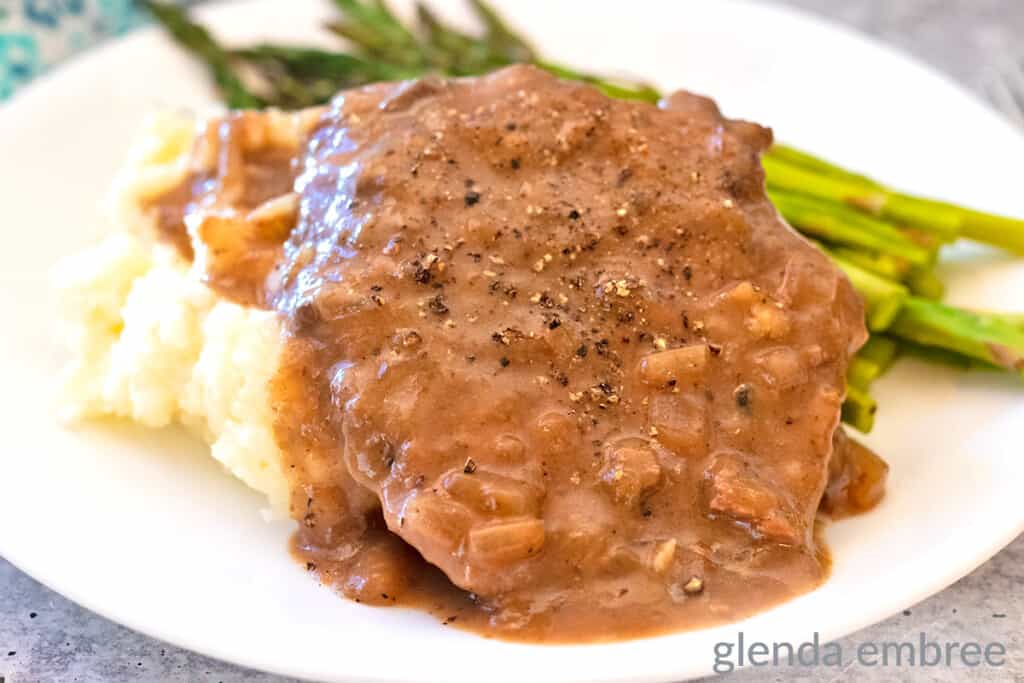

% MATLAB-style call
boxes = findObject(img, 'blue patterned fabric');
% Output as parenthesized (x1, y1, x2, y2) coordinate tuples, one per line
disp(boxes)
(0, 0, 200, 100)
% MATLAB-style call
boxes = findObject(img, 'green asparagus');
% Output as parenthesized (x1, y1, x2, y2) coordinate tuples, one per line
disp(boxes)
(848, 336, 900, 391)
(769, 189, 934, 266)
(764, 150, 1024, 255)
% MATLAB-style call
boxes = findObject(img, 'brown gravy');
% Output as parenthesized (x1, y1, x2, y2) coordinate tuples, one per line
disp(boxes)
(143, 66, 884, 642)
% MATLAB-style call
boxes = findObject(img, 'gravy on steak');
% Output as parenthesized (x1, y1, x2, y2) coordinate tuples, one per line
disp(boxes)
(143, 65, 886, 641)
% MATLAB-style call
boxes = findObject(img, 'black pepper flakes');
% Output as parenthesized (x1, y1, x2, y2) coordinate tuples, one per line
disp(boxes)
(548, 317, 562, 330)
(463, 458, 477, 474)
(499, 356, 510, 367)
(510, 158, 521, 170)
(682, 264, 693, 281)
(568, 209, 581, 220)
(576, 344, 588, 357)
(428, 294, 449, 315)
(464, 190, 481, 206)
(413, 262, 432, 284)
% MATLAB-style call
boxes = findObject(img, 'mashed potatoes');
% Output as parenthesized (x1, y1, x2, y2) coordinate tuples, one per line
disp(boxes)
(54, 113, 290, 515)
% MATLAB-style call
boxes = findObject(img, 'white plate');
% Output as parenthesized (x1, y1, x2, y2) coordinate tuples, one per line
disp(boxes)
(1, 1, 1022, 681)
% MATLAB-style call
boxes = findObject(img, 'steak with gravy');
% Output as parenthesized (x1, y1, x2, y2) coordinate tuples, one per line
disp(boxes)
(143, 65, 877, 640)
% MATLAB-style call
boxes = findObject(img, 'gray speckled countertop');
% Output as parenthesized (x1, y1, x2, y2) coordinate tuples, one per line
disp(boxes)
(2, 1, 1022, 681)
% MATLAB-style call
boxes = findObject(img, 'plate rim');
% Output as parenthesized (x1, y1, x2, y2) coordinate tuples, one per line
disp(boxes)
(1, 1, 1022, 682)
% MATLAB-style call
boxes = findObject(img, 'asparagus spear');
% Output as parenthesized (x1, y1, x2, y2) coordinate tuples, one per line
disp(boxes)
(848, 336, 900, 390)
(970, 310, 1024, 331)
(771, 189, 934, 266)
(415, 3, 501, 74)
(466, 0, 535, 63)
(828, 246, 912, 281)
(763, 155, 959, 242)
(858, 335, 900, 370)
(327, 0, 425, 67)
(898, 340, 1000, 372)
(141, 1, 264, 108)
(825, 247, 1022, 377)
(823, 246, 942, 299)
(847, 356, 879, 391)
(232, 45, 403, 82)
(767, 144, 882, 189)
(842, 385, 878, 433)
(232, 46, 410, 108)
(824, 247, 910, 332)
(889, 297, 1024, 372)
(764, 148, 1024, 255)
(904, 266, 945, 300)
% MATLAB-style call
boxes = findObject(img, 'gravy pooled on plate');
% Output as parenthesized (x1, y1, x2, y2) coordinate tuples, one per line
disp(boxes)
(144, 65, 885, 641)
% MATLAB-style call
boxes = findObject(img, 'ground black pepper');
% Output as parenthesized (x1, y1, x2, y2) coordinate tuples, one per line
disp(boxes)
(428, 294, 449, 315)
